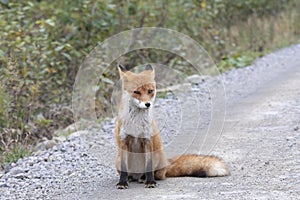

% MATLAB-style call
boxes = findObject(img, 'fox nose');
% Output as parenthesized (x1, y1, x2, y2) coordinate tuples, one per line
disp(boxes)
(145, 102, 151, 108)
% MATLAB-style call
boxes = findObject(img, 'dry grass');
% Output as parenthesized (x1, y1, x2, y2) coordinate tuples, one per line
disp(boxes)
(241, 11, 299, 50)
(221, 7, 300, 70)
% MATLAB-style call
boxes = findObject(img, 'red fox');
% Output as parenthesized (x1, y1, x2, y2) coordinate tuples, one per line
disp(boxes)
(115, 64, 229, 189)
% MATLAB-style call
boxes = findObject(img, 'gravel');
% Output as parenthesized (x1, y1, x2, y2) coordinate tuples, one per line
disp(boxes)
(1, 44, 300, 199)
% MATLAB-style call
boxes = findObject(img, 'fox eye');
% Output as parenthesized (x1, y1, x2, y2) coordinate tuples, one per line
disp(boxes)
(133, 90, 141, 95)
(148, 89, 153, 94)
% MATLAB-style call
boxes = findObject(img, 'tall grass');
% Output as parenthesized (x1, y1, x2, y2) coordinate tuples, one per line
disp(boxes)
(214, 5, 300, 71)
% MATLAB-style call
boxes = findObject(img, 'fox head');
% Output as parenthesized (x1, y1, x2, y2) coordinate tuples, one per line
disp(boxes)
(118, 64, 156, 109)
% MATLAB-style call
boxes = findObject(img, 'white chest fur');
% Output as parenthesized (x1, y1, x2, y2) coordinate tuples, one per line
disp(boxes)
(119, 93, 154, 140)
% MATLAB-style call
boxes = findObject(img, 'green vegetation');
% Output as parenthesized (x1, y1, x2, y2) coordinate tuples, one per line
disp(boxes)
(0, 0, 299, 168)
(1, 145, 30, 165)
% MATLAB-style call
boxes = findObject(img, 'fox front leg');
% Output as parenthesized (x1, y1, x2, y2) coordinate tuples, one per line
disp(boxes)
(116, 169, 128, 189)
(116, 149, 128, 189)
(144, 140, 156, 188)
(145, 160, 156, 188)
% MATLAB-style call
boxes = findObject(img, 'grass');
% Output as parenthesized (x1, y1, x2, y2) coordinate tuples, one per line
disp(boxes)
(217, 7, 300, 71)
(1, 146, 30, 166)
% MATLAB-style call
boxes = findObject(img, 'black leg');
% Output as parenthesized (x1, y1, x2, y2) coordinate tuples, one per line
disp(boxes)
(116, 150, 128, 189)
(144, 146, 156, 188)
(116, 169, 128, 189)
(145, 162, 156, 188)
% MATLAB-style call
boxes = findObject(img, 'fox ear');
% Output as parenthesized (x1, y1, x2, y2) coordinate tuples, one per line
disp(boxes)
(118, 64, 127, 72)
(118, 64, 128, 77)
(145, 64, 153, 71)
(145, 64, 155, 78)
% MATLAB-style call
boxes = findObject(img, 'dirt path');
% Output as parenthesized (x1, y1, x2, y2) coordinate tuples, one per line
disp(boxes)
(65, 45, 300, 199)
(1, 44, 299, 200)
(97, 45, 300, 200)
(213, 52, 300, 199)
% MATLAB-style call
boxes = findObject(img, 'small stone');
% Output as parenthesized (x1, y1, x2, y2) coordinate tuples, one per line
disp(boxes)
(81, 153, 88, 157)
(60, 147, 66, 152)
(14, 173, 28, 179)
(264, 161, 270, 165)
(52, 145, 58, 151)
(34, 174, 42, 179)
(16, 158, 23, 165)
(67, 170, 73, 176)
(54, 135, 67, 143)
(286, 136, 295, 141)
(293, 126, 299, 131)
(35, 140, 58, 152)
(37, 157, 43, 162)
(28, 157, 38, 166)
(35, 184, 43, 189)
(45, 140, 57, 149)
(185, 75, 209, 84)
(68, 130, 89, 140)
(69, 143, 75, 148)
(9, 167, 27, 176)
(0, 183, 10, 188)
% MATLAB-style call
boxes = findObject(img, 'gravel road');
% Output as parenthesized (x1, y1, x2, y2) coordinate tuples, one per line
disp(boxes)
(1, 44, 300, 200)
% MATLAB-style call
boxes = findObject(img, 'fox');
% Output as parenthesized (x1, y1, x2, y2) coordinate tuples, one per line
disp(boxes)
(115, 64, 229, 189)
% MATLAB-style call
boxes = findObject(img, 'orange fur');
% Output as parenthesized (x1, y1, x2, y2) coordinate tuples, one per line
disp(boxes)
(115, 64, 229, 189)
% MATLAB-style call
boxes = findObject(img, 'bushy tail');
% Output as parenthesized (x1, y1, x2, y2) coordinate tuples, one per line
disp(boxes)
(165, 154, 229, 177)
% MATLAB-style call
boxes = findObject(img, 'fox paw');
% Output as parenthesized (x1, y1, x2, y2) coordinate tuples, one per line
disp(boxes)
(138, 174, 146, 183)
(144, 181, 156, 188)
(116, 181, 128, 189)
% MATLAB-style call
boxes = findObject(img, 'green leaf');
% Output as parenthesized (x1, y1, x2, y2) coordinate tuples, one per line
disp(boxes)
(45, 19, 55, 27)
(55, 45, 65, 52)
(61, 52, 72, 61)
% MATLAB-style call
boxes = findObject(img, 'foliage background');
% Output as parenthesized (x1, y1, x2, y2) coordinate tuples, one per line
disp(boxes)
(0, 0, 299, 167)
